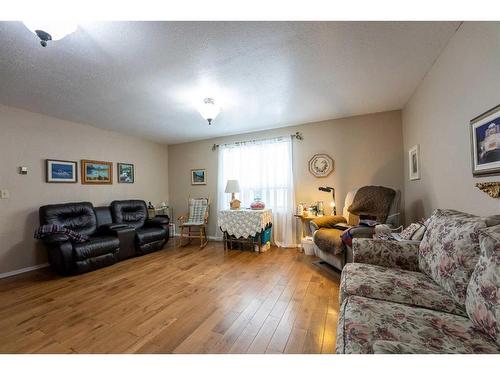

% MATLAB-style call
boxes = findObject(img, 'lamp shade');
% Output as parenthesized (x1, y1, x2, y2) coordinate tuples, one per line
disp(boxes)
(23, 21, 78, 41)
(225, 180, 240, 193)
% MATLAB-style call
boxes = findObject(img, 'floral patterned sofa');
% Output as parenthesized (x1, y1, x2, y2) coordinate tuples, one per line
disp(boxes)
(336, 209, 500, 354)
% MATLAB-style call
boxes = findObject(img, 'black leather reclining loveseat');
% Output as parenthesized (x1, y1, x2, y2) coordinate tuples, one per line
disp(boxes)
(38, 200, 169, 275)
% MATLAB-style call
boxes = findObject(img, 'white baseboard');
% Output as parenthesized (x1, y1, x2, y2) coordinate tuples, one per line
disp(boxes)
(172, 234, 222, 241)
(0, 263, 49, 279)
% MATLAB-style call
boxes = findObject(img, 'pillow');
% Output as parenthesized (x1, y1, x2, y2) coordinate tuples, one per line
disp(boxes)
(419, 209, 486, 306)
(411, 224, 427, 241)
(465, 226, 500, 346)
(400, 219, 428, 241)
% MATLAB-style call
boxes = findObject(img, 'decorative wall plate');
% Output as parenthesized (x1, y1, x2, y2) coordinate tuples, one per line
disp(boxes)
(308, 154, 334, 178)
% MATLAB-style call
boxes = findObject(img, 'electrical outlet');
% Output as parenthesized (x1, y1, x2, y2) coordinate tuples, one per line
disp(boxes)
(0, 189, 10, 199)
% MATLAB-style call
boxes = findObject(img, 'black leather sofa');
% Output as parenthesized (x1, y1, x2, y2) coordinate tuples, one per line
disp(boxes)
(110, 200, 169, 255)
(38, 200, 169, 275)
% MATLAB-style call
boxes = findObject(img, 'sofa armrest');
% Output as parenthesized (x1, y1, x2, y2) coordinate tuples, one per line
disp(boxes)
(352, 238, 420, 271)
(145, 217, 169, 228)
(98, 223, 130, 235)
(310, 215, 347, 231)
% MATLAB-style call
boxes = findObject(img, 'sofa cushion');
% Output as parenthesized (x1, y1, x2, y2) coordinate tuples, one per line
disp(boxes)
(135, 227, 167, 245)
(465, 225, 500, 346)
(372, 340, 440, 354)
(336, 295, 499, 354)
(340, 263, 467, 316)
(419, 209, 485, 306)
(73, 235, 119, 261)
(313, 228, 344, 255)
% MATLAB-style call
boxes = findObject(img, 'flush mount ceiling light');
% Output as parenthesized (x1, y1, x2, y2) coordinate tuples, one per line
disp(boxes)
(199, 98, 220, 125)
(23, 21, 78, 47)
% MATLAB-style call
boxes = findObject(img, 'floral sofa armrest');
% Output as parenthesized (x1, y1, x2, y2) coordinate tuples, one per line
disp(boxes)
(352, 238, 420, 271)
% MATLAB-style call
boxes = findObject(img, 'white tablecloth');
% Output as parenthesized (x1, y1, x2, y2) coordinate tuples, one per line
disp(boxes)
(218, 209, 272, 238)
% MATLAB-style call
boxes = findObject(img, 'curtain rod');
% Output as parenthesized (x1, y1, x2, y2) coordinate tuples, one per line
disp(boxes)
(211, 132, 303, 151)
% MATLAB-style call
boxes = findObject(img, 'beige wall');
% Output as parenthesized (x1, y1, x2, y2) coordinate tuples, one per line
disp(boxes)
(402, 22, 500, 223)
(168, 110, 404, 237)
(0, 104, 169, 275)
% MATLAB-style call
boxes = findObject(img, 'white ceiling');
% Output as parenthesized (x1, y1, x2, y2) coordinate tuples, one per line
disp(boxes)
(0, 21, 460, 144)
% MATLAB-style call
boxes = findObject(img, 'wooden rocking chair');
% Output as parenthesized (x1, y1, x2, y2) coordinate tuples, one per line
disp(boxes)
(177, 197, 210, 249)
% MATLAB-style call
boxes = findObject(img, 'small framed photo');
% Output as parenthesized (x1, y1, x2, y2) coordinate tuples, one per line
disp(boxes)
(409, 145, 420, 181)
(118, 163, 134, 183)
(191, 169, 206, 185)
(471, 104, 500, 176)
(46, 159, 78, 183)
(81, 160, 113, 184)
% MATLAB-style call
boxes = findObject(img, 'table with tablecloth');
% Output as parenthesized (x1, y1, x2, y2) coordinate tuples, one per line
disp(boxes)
(218, 209, 272, 252)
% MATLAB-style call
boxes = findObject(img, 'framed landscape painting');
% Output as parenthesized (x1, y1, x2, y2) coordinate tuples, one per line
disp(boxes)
(81, 160, 113, 184)
(46, 159, 78, 183)
(118, 163, 134, 183)
(471, 104, 500, 176)
(191, 169, 206, 185)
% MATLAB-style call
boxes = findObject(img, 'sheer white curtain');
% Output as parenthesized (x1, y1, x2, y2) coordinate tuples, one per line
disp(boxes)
(217, 137, 298, 247)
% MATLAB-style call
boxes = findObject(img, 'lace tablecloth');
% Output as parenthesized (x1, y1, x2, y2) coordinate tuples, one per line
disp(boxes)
(218, 209, 272, 238)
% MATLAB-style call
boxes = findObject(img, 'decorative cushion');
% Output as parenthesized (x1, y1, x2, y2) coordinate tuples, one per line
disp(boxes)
(465, 225, 500, 346)
(188, 198, 208, 223)
(340, 263, 467, 316)
(400, 222, 422, 240)
(336, 295, 499, 354)
(419, 209, 486, 306)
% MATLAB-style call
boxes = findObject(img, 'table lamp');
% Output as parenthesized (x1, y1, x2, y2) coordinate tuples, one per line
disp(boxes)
(225, 180, 241, 210)
(318, 186, 337, 215)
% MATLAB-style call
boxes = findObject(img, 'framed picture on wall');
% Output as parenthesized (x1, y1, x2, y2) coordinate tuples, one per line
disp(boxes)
(191, 169, 206, 185)
(471, 104, 500, 176)
(408, 145, 420, 181)
(81, 160, 113, 184)
(46, 159, 78, 183)
(118, 163, 134, 183)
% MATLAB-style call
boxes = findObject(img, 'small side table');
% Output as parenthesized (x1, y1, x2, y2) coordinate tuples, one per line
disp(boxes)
(294, 214, 319, 239)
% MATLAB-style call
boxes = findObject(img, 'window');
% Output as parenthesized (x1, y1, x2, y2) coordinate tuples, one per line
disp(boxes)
(217, 137, 297, 247)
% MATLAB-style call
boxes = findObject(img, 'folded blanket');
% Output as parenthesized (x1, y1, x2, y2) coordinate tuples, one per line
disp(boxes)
(34, 224, 88, 243)
(347, 186, 396, 223)
(341, 219, 378, 247)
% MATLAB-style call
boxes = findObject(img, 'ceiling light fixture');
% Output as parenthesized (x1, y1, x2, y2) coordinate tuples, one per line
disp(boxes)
(23, 21, 78, 47)
(199, 98, 220, 125)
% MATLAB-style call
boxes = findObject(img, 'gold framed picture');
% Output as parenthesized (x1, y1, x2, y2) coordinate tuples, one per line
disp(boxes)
(81, 160, 113, 184)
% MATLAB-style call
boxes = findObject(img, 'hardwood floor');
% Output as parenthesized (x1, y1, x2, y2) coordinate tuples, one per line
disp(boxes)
(0, 241, 340, 354)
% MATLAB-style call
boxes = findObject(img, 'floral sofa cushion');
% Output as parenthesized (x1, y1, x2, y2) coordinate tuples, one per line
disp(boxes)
(372, 340, 440, 354)
(419, 209, 486, 306)
(336, 295, 499, 354)
(465, 226, 500, 346)
(340, 263, 467, 316)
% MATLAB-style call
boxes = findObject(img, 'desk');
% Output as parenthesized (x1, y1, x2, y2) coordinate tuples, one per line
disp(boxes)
(218, 209, 272, 253)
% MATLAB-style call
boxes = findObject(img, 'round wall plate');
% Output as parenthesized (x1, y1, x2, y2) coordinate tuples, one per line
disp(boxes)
(308, 153, 334, 177)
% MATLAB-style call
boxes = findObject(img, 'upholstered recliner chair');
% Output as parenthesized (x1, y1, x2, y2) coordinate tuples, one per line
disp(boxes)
(110, 200, 169, 255)
(310, 187, 401, 271)
(39, 202, 121, 275)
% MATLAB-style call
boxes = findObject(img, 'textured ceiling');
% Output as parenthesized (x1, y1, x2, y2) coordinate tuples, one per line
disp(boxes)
(0, 21, 460, 144)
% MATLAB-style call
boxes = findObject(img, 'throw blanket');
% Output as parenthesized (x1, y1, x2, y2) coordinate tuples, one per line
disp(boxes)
(341, 219, 378, 247)
(347, 186, 396, 223)
(34, 224, 88, 243)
